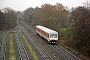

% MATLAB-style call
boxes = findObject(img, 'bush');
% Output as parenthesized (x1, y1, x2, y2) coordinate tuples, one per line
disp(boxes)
(60, 27, 75, 40)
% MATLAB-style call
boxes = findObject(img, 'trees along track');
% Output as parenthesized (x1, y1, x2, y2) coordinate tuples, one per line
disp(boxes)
(20, 25, 53, 60)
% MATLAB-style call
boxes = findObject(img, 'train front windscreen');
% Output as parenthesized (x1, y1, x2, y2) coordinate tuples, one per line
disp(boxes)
(50, 34, 57, 38)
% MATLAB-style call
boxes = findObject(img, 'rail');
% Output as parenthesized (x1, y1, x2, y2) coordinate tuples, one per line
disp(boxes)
(15, 29, 30, 60)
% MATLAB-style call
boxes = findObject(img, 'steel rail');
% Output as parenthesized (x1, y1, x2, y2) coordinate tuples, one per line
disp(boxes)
(20, 25, 53, 60)
(15, 29, 30, 60)
(0, 31, 11, 60)
(52, 45, 82, 60)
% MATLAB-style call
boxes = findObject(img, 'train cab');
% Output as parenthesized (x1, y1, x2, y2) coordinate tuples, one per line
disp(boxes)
(36, 25, 58, 44)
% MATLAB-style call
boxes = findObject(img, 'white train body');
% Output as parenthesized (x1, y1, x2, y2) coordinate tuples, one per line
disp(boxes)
(36, 25, 58, 43)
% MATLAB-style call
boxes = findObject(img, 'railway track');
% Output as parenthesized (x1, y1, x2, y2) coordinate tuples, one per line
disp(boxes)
(0, 31, 11, 60)
(15, 29, 30, 60)
(18, 21, 82, 60)
(0, 33, 7, 60)
(50, 45, 81, 60)
(20, 25, 53, 60)
(0, 20, 83, 60)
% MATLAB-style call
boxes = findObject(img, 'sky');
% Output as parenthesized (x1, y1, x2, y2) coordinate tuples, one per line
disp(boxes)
(0, 0, 88, 11)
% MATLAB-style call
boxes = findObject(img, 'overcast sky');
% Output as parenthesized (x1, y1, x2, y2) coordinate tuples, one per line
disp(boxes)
(0, 0, 88, 11)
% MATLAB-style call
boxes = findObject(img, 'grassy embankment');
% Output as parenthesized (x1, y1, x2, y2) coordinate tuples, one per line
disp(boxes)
(21, 33, 39, 60)
(9, 32, 16, 60)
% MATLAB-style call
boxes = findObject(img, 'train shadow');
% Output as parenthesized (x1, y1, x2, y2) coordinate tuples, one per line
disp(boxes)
(49, 43, 57, 45)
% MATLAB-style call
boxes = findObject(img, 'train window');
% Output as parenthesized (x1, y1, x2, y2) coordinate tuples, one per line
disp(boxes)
(50, 34, 57, 38)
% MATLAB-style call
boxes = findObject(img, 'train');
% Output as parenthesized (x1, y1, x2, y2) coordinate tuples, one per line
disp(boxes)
(36, 25, 58, 44)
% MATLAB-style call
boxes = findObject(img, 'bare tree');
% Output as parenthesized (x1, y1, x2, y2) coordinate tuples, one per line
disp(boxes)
(71, 6, 90, 57)
(0, 7, 17, 30)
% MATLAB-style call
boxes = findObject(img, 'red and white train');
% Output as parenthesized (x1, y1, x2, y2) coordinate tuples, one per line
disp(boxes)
(36, 25, 58, 44)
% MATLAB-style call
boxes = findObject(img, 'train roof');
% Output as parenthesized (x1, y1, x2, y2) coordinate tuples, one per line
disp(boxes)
(36, 25, 58, 34)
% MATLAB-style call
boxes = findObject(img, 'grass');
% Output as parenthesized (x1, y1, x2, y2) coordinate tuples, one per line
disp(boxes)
(9, 32, 16, 60)
(21, 33, 39, 60)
